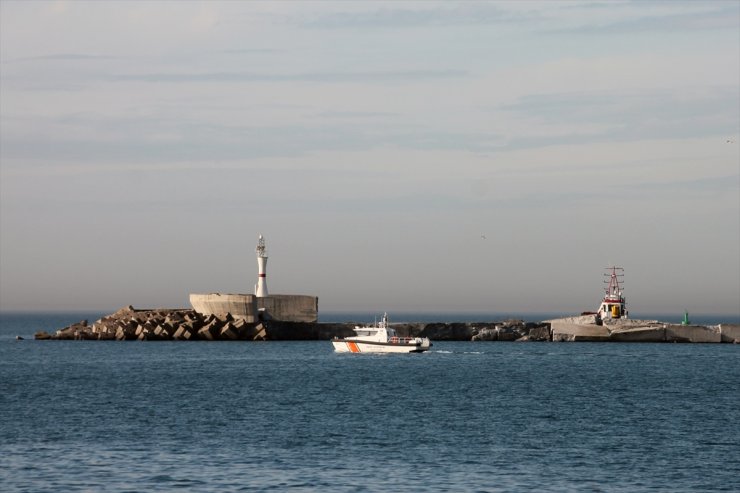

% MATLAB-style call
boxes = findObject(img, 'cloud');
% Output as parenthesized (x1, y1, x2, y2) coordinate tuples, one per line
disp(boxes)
(3, 53, 122, 64)
(314, 110, 399, 119)
(496, 87, 739, 146)
(0, 113, 501, 164)
(300, 3, 539, 29)
(218, 49, 280, 55)
(296, 1, 738, 35)
(494, 86, 740, 140)
(106, 69, 467, 84)
(553, 1, 739, 34)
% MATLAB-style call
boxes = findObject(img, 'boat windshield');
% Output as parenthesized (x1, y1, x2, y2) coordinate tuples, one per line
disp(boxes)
(355, 330, 378, 337)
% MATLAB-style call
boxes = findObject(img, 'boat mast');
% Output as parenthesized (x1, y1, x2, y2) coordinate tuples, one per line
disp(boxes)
(604, 266, 624, 299)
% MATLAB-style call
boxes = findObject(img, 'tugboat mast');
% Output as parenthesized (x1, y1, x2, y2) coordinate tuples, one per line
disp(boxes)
(604, 266, 624, 299)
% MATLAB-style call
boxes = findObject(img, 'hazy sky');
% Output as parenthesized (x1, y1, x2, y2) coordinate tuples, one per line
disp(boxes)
(1, 1, 738, 316)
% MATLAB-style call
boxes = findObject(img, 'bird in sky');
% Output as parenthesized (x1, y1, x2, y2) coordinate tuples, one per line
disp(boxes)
(481, 234, 487, 240)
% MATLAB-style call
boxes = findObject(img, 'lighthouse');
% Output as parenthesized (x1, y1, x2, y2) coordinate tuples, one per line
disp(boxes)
(255, 234, 268, 297)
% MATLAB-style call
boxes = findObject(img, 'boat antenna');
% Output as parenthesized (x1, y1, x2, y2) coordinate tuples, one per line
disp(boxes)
(603, 266, 624, 297)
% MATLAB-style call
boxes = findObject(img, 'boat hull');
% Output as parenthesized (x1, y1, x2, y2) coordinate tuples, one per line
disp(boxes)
(332, 339, 431, 353)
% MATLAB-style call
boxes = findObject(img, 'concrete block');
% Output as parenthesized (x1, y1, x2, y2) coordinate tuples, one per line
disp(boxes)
(112, 305, 135, 317)
(471, 327, 498, 341)
(610, 327, 665, 342)
(719, 324, 740, 343)
(665, 325, 720, 343)
(220, 323, 239, 340)
(151, 325, 168, 340)
(253, 324, 267, 341)
(92, 321, 115, 334)
(549, 319, 610, 342)
(56, 322, 86, 340)
(98, 331, 115, 340)
(78, 330, 97, 340)
(197, 326, 215, 341)
(199, 319, 221, 338)
(231, 318, 252, 339)
(173, 326, 193, 340)
(528, 325, 551, 341)
(497, 327, 519, 341)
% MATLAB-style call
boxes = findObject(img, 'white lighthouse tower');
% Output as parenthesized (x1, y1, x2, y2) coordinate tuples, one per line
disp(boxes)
(255, 234, 268, 298)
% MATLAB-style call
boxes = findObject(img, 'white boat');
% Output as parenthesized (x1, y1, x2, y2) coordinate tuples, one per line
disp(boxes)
(596, 266, 628, 321)
(332, 313, 431, 353)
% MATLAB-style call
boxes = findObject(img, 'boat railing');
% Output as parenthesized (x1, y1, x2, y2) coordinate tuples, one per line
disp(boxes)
(389, 336, 417, 344)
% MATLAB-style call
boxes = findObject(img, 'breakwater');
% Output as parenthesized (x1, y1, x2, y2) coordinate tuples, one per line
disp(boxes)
(32, 306, 740, 343)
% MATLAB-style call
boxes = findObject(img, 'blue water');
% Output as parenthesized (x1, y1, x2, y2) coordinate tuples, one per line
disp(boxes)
(1, 313, 739, 492)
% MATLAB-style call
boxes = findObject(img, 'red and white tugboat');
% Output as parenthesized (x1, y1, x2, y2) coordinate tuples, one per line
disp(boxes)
(332, 313, 431, 353)
(596, 267, 628, 321)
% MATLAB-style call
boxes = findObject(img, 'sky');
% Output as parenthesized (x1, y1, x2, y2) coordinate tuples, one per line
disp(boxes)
(1, 0, 738, 316)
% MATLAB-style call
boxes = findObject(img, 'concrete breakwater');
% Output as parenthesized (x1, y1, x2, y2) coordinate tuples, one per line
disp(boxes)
(32, 305, 549, 342)
(33, 306, 740, 343)
(547, 315, 740, 344)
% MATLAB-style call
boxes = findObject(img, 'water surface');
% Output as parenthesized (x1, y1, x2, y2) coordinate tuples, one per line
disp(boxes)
(1, 313, 739, 492)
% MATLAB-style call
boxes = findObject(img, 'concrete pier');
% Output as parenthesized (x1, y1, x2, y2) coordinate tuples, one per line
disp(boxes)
(546, 316, 731, 343)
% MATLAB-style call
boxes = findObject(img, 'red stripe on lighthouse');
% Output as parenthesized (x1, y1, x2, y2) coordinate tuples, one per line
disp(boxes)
(259, 274, 266, 277)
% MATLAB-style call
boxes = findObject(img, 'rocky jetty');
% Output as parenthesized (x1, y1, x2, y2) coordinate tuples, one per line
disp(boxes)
(391, 319, 551, 342)
(33, 306, 269, 342)
(33, 306, 551, 342)
(33, 306, 739, 343)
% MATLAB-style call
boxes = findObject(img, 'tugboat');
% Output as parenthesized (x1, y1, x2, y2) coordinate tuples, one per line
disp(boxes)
(332, 313, 431, 353)
(596, 267, 628, 322)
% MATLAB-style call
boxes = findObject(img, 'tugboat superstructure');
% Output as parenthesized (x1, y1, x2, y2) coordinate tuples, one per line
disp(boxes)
(597, 267, 627, 320)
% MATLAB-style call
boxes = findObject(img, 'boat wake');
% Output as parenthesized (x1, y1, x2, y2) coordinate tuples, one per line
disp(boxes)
(433, 350, 484, 355)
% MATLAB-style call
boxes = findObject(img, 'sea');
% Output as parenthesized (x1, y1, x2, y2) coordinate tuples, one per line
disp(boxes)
(1, 311, 739, 492)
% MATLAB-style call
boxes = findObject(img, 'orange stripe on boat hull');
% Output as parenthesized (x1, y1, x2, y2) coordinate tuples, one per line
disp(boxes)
(347, 341, 360, 353)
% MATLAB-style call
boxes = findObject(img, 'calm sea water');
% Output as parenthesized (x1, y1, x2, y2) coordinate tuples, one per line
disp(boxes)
(1, 313, 739, 492)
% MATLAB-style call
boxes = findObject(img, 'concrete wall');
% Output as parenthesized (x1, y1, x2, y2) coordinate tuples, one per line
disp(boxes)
(664, 324, 721, 343)
(719, 324, 740, 343)
(546, 315, 611, 342)
(258, 294, 318, 323)
(189, 293, 258, 322)
(610, 326, 666, 342)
